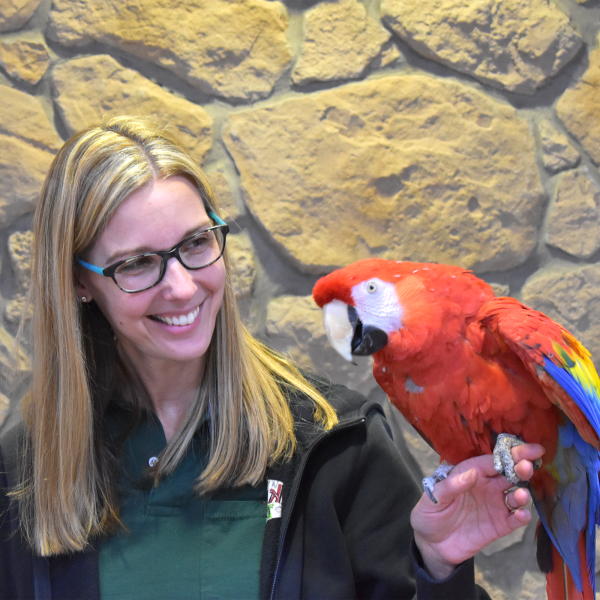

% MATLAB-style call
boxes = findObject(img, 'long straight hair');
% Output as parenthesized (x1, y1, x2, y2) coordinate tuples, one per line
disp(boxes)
(17, 116, 338, 556)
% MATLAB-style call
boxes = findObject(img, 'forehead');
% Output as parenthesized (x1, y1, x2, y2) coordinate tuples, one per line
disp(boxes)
(91, 176, 209, 261)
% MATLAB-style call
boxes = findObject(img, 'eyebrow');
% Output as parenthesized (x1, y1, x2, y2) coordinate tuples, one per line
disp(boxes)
(104, 221, 212, 266)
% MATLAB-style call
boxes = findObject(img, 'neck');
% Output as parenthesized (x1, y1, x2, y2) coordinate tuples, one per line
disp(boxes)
(119, 350, 204, 443)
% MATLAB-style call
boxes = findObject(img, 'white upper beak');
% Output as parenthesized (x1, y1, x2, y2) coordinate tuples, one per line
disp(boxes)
(322, 299, 354, 362)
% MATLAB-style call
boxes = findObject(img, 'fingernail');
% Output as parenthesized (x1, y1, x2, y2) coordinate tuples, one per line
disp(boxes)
(461, 469, 475, 483)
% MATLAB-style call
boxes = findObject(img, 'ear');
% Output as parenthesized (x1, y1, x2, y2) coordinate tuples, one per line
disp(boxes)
(73, 266, 94, 303)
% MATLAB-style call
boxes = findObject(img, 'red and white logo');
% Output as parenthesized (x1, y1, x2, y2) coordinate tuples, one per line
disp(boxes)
(267, 479, 283, 520)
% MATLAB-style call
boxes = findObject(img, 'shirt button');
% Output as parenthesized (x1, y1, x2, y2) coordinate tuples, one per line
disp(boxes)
(148, 456, 159, 467)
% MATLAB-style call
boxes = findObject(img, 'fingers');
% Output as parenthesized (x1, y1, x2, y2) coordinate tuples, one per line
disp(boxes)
(505, 486, 531, 511)
(512, 443, 544, 481)
(511, 443, 545, 464)
(510, 505, 532, 526)
(430, 468, 479, 506)
(504, 485, 533, 526)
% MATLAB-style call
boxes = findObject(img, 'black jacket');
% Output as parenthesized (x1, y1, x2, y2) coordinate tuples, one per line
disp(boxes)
(0, 380, 490, 599)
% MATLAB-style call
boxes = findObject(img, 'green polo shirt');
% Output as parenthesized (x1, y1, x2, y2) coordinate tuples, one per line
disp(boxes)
(99, 408, 267, 600)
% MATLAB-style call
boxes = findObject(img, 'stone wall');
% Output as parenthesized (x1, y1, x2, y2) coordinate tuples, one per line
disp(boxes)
(1, 0, 600, 597)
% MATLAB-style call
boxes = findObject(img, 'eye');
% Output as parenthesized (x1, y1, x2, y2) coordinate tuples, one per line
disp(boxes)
(117, 255, 157, 274)
(366, 281, 377, 294)
(182, 231, 212, 253)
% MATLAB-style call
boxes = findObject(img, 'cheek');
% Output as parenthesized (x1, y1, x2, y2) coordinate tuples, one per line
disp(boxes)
(203, 262, 227, 302)
(92, 289, 147, 329)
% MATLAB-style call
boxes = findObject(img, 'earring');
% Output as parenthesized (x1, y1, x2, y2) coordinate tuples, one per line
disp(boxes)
(81, 296, 87, 302)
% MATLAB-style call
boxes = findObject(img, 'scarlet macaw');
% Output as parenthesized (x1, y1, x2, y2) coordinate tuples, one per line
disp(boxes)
(312, 258, 600, 600)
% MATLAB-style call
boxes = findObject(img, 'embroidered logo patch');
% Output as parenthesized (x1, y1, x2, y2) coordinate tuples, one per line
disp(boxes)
(267, 479, 283, 520)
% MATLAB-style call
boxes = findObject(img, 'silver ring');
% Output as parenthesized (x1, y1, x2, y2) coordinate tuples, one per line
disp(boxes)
(504, 486, 518, 514)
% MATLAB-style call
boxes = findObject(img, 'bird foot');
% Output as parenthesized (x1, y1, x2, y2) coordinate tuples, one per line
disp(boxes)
(422, 462, 454, 504)
(493, 433, 542, 484)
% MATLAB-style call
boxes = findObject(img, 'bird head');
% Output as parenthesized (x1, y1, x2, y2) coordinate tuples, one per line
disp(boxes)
(313, 259, 406, 362)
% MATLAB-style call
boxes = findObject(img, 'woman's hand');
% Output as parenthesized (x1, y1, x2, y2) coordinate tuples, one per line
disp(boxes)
(411, 444, 545, 580)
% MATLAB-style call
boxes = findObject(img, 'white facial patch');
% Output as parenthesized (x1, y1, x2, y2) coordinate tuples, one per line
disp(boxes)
(351, 278, 403, 334)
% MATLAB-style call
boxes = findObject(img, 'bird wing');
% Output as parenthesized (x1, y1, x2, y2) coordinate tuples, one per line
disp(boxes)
(477, 296, 600, 450)
(479, 297, 600, 596)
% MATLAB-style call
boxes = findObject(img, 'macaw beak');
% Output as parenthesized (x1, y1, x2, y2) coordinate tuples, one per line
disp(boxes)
(322, 299, 388, 362)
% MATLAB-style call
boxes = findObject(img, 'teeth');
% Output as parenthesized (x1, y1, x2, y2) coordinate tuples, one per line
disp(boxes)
(154, 306, 200, 327)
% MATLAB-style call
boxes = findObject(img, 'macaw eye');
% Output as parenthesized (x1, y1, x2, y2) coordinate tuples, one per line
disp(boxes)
(366, 281, 377, 293)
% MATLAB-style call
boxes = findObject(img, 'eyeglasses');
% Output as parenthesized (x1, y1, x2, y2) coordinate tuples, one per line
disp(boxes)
(77, 212, 229, 293)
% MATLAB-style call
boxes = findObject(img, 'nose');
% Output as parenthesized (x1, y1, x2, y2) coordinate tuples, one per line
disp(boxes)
(160, 257, 196, 300)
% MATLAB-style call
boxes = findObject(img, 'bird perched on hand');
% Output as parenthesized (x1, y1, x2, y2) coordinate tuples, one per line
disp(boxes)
(313, 258, 600, 600)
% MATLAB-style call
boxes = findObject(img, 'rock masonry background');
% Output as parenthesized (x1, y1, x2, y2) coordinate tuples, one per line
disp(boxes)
(2, 0, 600, 597)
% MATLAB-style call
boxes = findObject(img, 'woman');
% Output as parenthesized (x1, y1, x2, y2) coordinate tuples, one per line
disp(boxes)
(0, 116, 541, 599)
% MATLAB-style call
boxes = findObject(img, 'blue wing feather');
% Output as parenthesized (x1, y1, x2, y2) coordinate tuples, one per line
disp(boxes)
(542, 357, 600, 592)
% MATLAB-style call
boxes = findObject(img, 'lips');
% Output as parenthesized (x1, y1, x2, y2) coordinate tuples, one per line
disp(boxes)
(151, 305, 200, 327)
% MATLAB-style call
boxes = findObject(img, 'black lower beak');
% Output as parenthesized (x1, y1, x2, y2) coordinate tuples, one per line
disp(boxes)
(350, 310, 388, 356)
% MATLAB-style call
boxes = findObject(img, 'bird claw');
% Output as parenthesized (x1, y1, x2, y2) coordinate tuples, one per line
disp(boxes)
(422, 462, 454, 504)
(493, 433, 541, 484)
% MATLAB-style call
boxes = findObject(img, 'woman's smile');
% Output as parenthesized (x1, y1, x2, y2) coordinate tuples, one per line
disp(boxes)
(151, 305, 201, 327)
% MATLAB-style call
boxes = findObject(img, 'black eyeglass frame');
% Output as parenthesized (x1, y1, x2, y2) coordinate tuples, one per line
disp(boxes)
(77, 213, 229, 294)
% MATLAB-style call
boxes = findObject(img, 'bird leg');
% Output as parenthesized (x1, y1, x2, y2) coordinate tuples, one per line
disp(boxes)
(422, 461, 454, 504)
(493, 433, 542, 484)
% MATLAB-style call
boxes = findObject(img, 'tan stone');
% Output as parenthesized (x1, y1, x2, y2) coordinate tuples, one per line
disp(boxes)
(546, 170, 600, 259)
(226, 233, 255, 299)
(265, 294, 375, 395)
(520, 571, 547, 600)
(0, 326, 30, 381)
(47, 0, 292, 101)
(4, 231, 32, 329)
(474, 568, 507, 600)
(0, 0, 40, 32)
(0, 39, 50, 85)
(205, 164, 241, 222)
(292, 0, 391, 85)
(224, 74, 544, 274)
(381, 0, 582, 95)
(557, 41, 600, 165)
(521, 264, 600, 370)
(51, 55, 212, 162)
(0, 392, 9, 427)
(380, 43, 402, 68)
(1, 86, 62, 151)
(0, 87, 61, 227)
(5, 293, 31, 325)
(8, 230, 33, 292)
(538, 118, 580, 173)
(490, 283, 510, 297)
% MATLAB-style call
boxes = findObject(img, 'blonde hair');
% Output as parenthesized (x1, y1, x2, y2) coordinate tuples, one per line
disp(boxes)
(17, 116, 338, 556)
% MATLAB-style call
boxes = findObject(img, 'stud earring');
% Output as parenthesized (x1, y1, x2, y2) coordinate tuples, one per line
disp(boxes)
(81, 296, 87, 302)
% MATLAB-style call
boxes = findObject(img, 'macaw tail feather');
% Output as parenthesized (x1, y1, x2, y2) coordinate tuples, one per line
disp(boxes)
(544, 532, 594, 600)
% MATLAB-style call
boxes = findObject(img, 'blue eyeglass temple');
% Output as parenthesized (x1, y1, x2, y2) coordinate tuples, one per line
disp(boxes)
(77, 212, 227, 275)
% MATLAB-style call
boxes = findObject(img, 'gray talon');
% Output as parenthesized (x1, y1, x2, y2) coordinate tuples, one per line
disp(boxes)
(422, 477, 438, 504)
(422, 462, 454, 504)
(493, 433, 525, 485)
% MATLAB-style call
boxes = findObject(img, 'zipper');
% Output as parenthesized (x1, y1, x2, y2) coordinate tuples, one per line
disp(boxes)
(269, 416, 367, 600)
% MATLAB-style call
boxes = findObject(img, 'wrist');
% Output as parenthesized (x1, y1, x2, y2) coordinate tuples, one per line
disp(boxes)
(414, 533, 457, 580)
